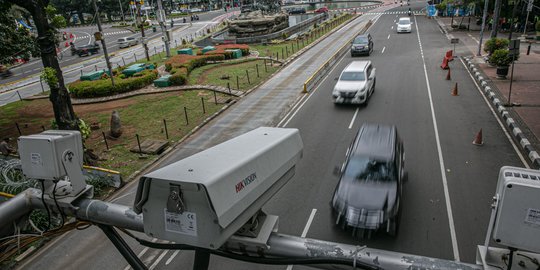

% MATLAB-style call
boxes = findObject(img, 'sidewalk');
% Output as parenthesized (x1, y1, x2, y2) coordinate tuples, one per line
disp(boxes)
(437, 16, 540, 168)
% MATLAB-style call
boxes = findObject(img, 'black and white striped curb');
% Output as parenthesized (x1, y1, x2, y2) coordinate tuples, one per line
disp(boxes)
(464, 56, 540, 168)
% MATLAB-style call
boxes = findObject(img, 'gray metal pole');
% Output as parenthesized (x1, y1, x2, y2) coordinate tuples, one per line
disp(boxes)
(93, 0, 115, 86)
(477, 0, 490, 56)
(491, 0, 502, 38)
(119, 0, 125, 22)
(0, 191, 33, 229)
(157, 0, 171, 57)
(136, 2, 151, 61)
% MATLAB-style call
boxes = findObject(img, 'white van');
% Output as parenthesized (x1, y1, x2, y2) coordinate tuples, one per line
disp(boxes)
(332, 61, 376, 105)
(118, 37, 138, 48)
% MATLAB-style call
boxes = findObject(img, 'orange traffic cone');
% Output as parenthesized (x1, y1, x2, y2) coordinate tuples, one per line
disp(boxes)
(472, 129, 483, 146)
(446, 68, 451, 80)
(451, 82, 458, 96)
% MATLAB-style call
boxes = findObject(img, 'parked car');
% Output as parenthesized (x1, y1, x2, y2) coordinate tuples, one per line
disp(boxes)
(118, 37, 139, 48)
(74, 44, 100, 57)
(332, 123, 405, 237)
(190, 8, 202, 12)
(287, 7, 306, 14)
(350, 33, 373, 56)
(315, 6, 329, 13)
(396, 17, 412, 33)
(332, 61, 376, 105)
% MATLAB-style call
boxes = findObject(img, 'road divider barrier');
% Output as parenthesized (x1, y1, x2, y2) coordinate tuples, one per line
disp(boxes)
(440, 50, 454, 69)
(303, 18, 373, 93)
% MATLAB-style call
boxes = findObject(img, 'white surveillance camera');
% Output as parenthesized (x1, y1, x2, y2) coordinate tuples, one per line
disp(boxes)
(134, 127, 303, 249)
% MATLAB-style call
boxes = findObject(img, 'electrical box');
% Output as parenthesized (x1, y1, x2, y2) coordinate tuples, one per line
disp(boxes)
(18, 130, 83, 180)
(134, 127, 303, 249)
(492, 166, 540, 253)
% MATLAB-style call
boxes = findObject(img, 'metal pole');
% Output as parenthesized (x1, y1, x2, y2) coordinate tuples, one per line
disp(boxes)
(157, 0, 171, 57)
(102, 131, 109, 150)
(507, 53, 516, 105)
(97, 224, 148, 270)
(136, 1, 151, 61)
(477, 0, 490, 56)
(163, 119, 169, 139)
(136, 134, 142, 154)
(193, 249, 210, 270)
(118, 0, 125, 22)
(93, 0, 115, 86)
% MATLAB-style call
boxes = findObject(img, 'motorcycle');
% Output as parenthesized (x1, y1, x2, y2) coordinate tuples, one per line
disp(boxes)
(0, 68, 13, 79)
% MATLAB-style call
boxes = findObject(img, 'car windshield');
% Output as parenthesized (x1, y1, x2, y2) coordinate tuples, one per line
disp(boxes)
(343, 157, 395, 182)
(340, 71, 365, 81)
(118, 39, 125, 42)
(398, 19, 410, 25)
(353, 37, 368, 44)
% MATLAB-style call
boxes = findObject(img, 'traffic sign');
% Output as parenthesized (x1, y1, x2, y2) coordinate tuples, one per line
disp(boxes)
(451, 38, 459, 44)
(527, 0, 533, 12)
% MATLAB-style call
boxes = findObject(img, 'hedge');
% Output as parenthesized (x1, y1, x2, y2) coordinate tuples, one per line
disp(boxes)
(69, 70, 158, 98)
(165, 54, 225, 86)
(215, 44, 250, 56)
(169, 67, 188, 85)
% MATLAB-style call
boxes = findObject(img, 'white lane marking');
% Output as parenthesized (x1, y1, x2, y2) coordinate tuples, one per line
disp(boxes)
(414, 15, 460, 262)
(149, 250, 169, 270)
(467, 33, 480, 44)
(165, 250, 180, 265)
(382, 46, 386, 54)
(348, 108, 359, 129)
(391, 26, 394, 30)
(286, 209, 318, 270)
(459, 58, 530, 168)
(387, 34, 391, 39)
(123, 238, 158, 270)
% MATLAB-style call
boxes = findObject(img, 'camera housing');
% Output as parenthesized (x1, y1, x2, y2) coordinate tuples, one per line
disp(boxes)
(134, 127, 303, 249)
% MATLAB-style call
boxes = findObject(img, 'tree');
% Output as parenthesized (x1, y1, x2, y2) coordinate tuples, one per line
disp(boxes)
(1, 0, 78, 130)
(0, 2, 40, 64)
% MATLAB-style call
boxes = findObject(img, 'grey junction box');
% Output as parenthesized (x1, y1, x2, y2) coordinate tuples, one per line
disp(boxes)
(134, 127, 303, 249)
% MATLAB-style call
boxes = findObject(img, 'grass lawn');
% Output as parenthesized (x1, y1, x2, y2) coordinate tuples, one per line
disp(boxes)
(188, 59, 280, 91)
(0, 90, 231, 178)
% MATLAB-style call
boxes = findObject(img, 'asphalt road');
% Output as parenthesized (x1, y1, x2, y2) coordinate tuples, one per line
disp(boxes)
(14, 2, 529, 270)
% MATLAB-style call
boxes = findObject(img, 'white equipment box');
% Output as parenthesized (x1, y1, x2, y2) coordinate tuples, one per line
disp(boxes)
(134, 127, 303, 249)
(18, 130, 83, 180)
(492, 166, 540, 253)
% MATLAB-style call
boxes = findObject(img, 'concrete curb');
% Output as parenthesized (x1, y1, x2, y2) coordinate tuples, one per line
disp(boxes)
(463, 56, 540, 168)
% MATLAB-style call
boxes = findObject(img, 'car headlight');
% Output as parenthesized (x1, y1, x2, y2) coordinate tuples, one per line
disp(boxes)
(357, 87, 366, 95)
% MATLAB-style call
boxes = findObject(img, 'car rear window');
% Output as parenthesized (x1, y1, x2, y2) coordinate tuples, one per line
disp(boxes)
(118, 39, 126, 42)
(340, 71, 365, 81)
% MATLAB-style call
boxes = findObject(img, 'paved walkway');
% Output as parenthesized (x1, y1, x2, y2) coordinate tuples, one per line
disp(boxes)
(436, 16, 540, 167)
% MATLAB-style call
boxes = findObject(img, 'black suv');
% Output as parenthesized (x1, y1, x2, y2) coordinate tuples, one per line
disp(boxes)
(350, 33, 373, 56)
(332, 124, 405, 237)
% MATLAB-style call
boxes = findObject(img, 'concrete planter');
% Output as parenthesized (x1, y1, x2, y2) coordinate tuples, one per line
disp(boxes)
(496, 65, 509, 78)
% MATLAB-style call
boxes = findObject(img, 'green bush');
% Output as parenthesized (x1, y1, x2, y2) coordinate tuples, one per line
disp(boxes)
(435, 3, 446, 11)
(536, 21, 540, 32)
(489, 49, 517, 67)
(484, 38, 509, 54)
(69, 70, 158, 98)
(169, 67, 188, 85)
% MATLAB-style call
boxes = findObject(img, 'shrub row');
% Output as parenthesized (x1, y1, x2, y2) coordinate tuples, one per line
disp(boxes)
(69, 70, 158, 98)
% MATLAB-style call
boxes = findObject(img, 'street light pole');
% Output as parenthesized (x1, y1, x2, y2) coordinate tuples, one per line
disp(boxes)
(119, 0, 125, 22)
(477, 0, 490, 56)
(136, 1, 151, 61)
(93, 0, 115, 86)
(157, 0, 171, 57)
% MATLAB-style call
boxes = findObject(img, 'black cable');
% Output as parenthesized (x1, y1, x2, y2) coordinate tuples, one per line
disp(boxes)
(52, 181, 65, 231)
(123, 231, 380, 270)
(508, 248, 516, 270)
(39, 180, 51, 232)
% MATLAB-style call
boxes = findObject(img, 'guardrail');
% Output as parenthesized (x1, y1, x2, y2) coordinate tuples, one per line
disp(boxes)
(302, 18, 372, 93)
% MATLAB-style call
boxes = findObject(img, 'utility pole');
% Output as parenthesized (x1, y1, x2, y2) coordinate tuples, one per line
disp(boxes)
(93, 0, 115, 86)
(136, 0, 151, 61)
(157, 0, 171, 57)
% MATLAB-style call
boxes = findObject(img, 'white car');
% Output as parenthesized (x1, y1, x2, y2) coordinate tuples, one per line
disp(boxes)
(117, 37, 138, 48)
(332, 61, 376, 105)
(396, 17, 412, 33)
(190, 8, 202, 12)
